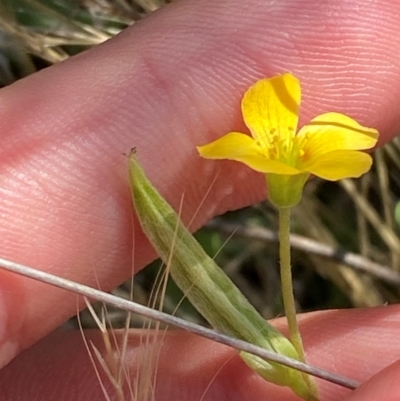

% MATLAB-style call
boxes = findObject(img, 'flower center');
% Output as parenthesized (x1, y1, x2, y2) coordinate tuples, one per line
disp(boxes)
(258, 128, 307, 167)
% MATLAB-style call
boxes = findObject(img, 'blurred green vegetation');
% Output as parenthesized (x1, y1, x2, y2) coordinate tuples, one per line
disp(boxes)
(0, 0, 170, 84)
(1, 0, 400, 330)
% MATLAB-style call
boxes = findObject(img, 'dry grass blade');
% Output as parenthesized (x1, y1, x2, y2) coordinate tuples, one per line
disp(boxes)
(0, 0, 171, 64)
(0, 255, 359, 390)
(206, 220, 400, 286)
(340, 179, 400, 256)
(78, 304, 114, 401)
(375, 148, 399, 270)
(81, 297, 129, 401)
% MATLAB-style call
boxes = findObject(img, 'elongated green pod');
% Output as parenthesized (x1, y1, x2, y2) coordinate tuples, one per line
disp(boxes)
(128, 150, 317, 401)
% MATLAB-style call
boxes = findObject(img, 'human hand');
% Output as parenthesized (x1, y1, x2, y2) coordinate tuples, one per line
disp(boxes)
(1, 307, 400, 400)
(0, 0, 399, 399)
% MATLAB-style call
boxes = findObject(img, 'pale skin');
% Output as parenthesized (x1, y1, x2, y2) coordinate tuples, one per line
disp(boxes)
(0, 0, 399, 399)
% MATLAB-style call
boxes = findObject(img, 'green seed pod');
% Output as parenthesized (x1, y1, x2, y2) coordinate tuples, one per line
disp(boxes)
(128, 150, 317, 401)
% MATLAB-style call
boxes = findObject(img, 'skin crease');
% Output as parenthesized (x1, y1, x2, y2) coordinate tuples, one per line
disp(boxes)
(0, 0, 399, 398)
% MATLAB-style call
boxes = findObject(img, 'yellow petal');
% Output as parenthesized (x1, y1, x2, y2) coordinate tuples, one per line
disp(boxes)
(304, 149, 373, 181)
(197, 132, 300, 174)
(241, 73, 301, 147)
(297, 112, 379, 166)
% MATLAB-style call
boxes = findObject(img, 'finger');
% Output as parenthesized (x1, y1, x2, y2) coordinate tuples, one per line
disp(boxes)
(1, 0, 400, 367)
(345, 361, 400, 401)
(1, 306, 400, 400)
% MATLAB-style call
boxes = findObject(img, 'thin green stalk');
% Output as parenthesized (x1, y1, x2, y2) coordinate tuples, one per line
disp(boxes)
(279, 207, 319, 398)
(278, 206, 305, 360)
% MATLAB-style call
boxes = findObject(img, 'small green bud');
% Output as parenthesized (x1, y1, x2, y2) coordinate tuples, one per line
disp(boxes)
(267, 172, 309, 208)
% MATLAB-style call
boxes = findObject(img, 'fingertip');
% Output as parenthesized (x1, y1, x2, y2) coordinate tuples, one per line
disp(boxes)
(345, 359, 400, 401)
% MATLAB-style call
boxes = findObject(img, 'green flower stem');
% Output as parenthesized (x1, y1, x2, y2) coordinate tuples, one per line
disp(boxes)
(278, 207, 305, 361)
(128, 151, 317, 401)
(278, 207, 318, 398)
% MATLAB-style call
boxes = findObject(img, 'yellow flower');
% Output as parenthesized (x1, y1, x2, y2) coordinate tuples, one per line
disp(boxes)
(197, 73, 379, 207)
